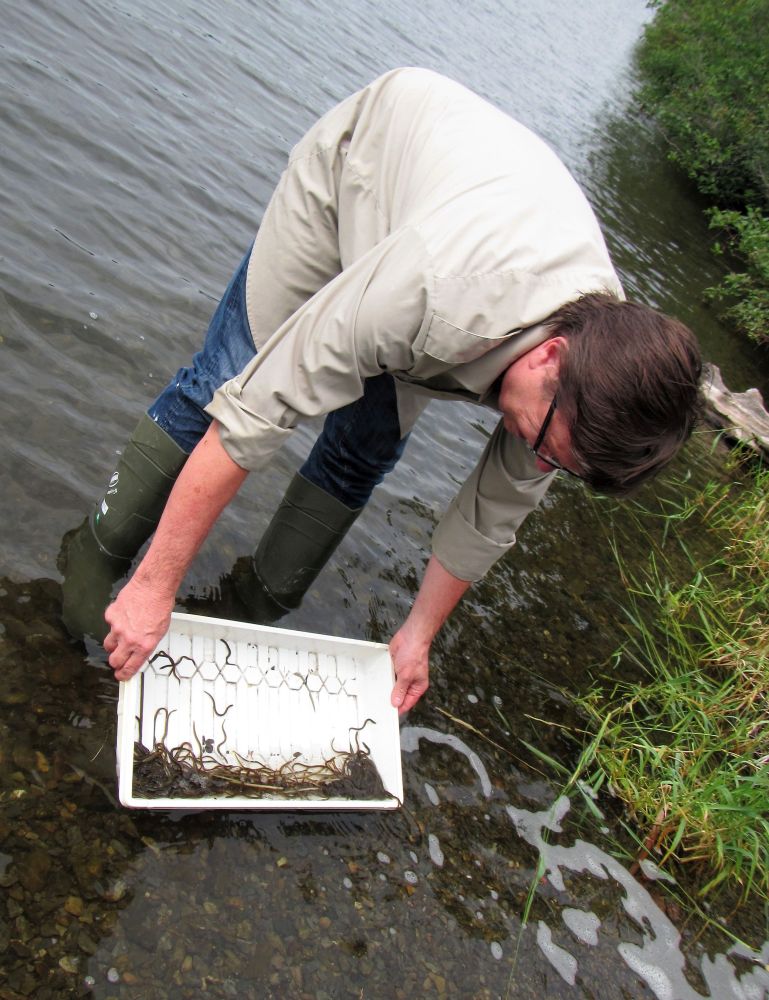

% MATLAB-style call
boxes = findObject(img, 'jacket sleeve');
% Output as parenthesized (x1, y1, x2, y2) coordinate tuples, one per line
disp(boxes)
(431, 418, 555, 581)
(205, 226, 430, 471)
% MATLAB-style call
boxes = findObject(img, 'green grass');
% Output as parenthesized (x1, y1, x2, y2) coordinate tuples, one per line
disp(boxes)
(569, 465, 769, 901)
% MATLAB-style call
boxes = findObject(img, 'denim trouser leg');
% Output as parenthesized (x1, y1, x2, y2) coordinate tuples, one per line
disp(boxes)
(148, 249, 256, 453)
(149, 249, 408, 505)
(299, 373, 409, 509)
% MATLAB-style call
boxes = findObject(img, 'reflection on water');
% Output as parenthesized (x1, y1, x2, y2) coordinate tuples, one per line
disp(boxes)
(2, 0, 769, 996)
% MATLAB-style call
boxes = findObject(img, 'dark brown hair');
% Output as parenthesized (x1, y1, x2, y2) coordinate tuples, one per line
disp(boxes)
(546, 293, 703, 496)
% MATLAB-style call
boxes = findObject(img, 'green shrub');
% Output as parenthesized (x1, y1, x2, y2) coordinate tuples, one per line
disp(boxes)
(638, 1, 769, 346)
(638, 0, 769, 210)
(708, 208, 769, 345)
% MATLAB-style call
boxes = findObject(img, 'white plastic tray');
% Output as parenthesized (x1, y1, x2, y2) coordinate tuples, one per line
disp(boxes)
(116, 612, 402, 810)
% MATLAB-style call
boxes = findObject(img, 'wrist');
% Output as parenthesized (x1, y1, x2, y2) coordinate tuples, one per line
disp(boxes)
(395, 614, 435, 653)
(129, 558, 180, 602)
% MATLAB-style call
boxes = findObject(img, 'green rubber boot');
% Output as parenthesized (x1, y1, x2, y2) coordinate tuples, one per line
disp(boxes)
(234, 473, 362, 621)
(58, 414, 188, 642)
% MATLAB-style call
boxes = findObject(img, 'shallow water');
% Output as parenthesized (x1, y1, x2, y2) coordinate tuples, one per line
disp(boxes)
(2, 1, 769, 997)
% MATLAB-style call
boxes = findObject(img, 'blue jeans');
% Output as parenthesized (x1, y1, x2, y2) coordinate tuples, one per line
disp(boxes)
(148, 250, 409, 508)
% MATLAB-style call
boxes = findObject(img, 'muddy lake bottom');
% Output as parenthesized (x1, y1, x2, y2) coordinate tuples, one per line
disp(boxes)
(1, 556, 768, 999)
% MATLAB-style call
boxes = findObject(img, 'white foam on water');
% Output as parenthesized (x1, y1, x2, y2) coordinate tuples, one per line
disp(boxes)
(639, 859, 677, 884)
(618, 944, 675, 1000)
(702, 952, 769, 1000)
(576, 780, 599, 801)
(562, 907, 601, 946)
(400, 726, 769, 1000)
(401, 726, 492, 798)
(506, 797, 769, 1000)
(536, 921, 578, 985)
(428, 833, 444, 868)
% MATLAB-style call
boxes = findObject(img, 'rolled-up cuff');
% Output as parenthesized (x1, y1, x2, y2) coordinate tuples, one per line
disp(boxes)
(205, 386, 293, 471)
(431, 499, 516, 582)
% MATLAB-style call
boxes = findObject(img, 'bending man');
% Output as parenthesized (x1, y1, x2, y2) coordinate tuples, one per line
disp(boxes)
(60, 68, 702, 712)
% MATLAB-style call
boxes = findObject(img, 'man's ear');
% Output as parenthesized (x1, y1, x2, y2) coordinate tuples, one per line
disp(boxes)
(527, 335, 567, 375)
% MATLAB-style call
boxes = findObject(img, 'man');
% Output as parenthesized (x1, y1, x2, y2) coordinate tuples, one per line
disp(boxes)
(60, 68, 702, 713)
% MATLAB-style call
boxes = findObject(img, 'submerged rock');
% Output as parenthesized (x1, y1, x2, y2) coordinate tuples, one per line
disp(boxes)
(16, 848, 51, 893)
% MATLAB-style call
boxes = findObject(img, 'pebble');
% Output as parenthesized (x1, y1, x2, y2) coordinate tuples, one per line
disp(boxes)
(106, 967, 120, 983)
(17, 848, 51, 892)
(0, 689, 29, 705)
(490, 942, 503, 960)
(64, 896, 84, 917)
(102, 878, 128, 902)
(404, 870, 418, 885)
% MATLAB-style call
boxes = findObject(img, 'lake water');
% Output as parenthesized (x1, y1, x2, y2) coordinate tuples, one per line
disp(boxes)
(1, 1, 768, 998)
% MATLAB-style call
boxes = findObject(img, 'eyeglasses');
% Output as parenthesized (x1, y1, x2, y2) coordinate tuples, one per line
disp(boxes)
(530, 396, 586, 480)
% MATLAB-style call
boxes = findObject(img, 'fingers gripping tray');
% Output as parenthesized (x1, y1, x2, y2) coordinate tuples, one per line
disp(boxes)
(116, 613, 403, 810)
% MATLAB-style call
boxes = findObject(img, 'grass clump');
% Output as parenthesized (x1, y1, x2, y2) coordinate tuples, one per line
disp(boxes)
(575, 466, 769, 900)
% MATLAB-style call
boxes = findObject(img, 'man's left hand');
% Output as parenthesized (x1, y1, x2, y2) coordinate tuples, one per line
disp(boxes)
(389, 626, 430, 714)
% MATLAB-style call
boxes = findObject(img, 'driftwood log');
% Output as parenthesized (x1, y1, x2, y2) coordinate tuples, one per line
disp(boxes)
(701, 364, 769, 459)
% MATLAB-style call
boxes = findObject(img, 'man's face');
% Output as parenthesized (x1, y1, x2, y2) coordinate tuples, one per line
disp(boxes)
(497, 337, 581, 475)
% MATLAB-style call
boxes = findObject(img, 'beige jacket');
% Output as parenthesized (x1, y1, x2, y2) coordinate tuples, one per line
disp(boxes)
(206, 68, 623, 581)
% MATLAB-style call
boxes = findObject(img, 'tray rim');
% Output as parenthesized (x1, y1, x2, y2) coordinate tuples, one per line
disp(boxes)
(116, 611, 403, 811)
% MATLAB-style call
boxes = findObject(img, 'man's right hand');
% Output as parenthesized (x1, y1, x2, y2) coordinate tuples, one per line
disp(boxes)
(103, 577, 175, 681)
(99, 421, 250, 682)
